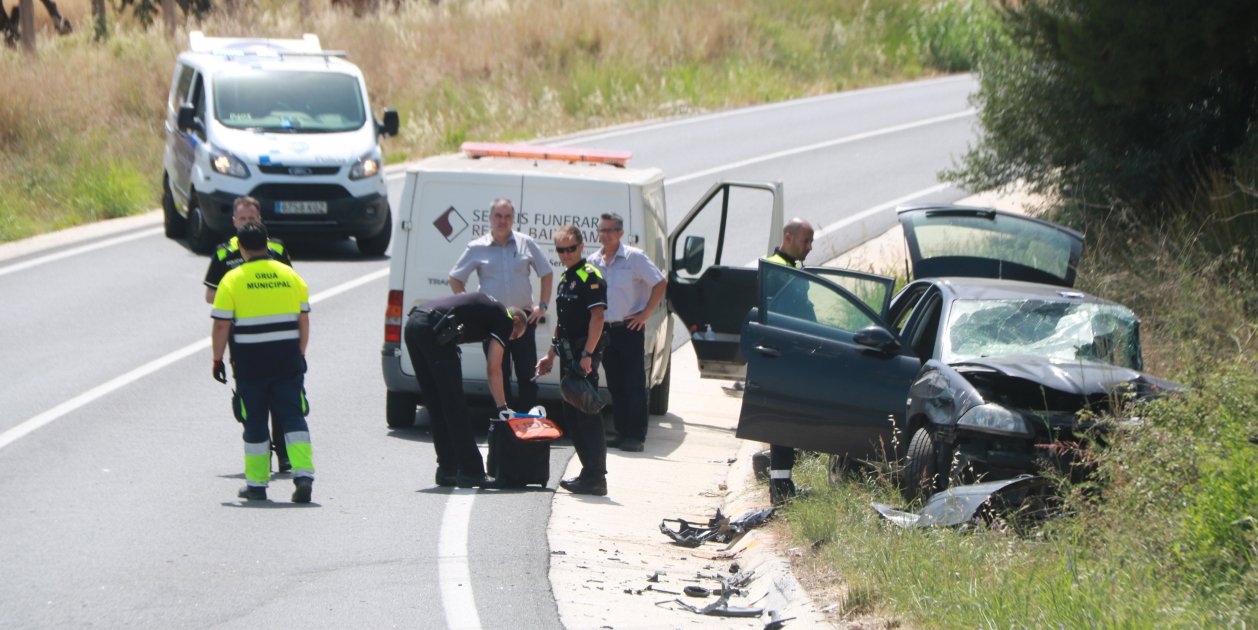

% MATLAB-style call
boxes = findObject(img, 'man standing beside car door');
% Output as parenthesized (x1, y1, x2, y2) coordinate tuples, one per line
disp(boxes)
(203, 195, 295, 473)
(449, 198, 553, 413)
(762, 218, 814, 505)
(587, 212, 666, 453)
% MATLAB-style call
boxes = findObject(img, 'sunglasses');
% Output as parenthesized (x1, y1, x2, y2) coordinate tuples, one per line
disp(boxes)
(555, 244, 580, 254)
(598, 227, 621, 233)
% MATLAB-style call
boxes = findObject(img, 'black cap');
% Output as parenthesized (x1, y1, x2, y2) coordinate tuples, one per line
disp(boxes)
(237, 222, 268, 252)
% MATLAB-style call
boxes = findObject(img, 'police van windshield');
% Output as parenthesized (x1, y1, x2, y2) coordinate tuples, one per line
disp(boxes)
(214, 71, 366, 133)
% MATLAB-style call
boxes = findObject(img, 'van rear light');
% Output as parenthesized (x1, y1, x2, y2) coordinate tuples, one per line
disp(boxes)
(385, 290, 404, 343)
(461, 142, 631, 168)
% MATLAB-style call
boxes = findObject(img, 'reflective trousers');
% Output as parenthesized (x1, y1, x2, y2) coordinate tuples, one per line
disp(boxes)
(235, 373, 312, 487)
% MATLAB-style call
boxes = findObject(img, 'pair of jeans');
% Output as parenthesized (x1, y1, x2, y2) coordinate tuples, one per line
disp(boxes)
(482, 322, 538, 411)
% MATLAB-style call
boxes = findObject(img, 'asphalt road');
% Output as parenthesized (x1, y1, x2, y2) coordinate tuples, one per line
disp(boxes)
(0, 74, 977, 628)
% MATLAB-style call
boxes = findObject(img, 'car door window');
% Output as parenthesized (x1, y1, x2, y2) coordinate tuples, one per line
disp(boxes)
(761, 263, 880, 342)
(905, 292, 943, 358)
(171, 64, 195, 111)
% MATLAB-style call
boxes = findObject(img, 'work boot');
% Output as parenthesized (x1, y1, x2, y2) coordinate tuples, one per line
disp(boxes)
(291, 477, 313, 504)
(277, 453, 292, 474)
(751, 449, 771, 482)
(605, 436, 622, 448)
(237, 485, 267, 501)
(455, 473, 498, 489)
(434, 467, 457, 487)
(617, 438, 645, 452)
(559, 476, 607, 496)
(769, 478, 796, 506)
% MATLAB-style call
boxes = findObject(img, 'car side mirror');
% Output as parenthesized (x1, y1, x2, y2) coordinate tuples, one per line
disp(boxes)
(853, 325, 900, 353)
(379, 109, 400, 137)
(676, 235, 704, 275)
(177, 105, 202, 135)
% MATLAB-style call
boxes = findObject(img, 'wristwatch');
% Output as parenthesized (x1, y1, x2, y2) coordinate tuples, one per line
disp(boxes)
(538, 303, 549, 311)
(581, 350, 593, 358)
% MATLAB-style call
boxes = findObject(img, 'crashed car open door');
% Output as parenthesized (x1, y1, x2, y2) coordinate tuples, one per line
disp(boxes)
(667, 182, 783, 379)
(736, 261, 921, 459)
(898, 205, 1084, 286)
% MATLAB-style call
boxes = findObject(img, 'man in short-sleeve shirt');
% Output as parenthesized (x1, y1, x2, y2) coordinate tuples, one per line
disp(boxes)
(449, 198, 553, 413)
(404, 292, 527, 489)
(587, 212, 666, 453)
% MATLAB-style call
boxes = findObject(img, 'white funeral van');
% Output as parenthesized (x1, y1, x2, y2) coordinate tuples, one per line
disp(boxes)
(162, 31, 399, 255)
(381, 142, 784, 428)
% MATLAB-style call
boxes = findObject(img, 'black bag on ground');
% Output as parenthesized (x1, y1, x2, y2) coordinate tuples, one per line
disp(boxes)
(487, 409, 559, 488)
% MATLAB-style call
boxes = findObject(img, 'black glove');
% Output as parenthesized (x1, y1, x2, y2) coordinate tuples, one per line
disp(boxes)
(213, 359, 227, 384)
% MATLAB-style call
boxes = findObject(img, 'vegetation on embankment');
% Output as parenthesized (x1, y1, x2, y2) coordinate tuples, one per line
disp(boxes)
(0, 0, 989, 242)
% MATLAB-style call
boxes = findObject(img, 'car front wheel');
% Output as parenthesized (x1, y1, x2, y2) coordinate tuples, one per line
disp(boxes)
(901, 427, 942, 502)
(185, 194, 218, 254)
(162, 175, 185, 238)
(356, 209, 392, 256)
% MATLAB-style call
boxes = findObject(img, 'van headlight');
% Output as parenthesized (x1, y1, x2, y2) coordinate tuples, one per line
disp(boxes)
(210, 149, 250, 178)
(350, 155, 380, 180)
(957, 404, 1033, 437)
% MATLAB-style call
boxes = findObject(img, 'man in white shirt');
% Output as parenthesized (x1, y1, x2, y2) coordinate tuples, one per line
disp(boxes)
(587, 212, 666, 452)
(449, 198, 553, 412)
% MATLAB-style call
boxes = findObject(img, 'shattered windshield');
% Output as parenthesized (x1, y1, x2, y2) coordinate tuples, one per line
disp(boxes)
(943, 299, 1140, 369)
(214, 71, 366, 133)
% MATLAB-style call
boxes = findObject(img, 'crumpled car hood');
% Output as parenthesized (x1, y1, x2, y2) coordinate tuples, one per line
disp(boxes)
(951, 355, 1178, 397)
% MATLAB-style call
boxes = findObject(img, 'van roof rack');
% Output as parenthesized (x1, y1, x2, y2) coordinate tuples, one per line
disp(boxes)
(461, 142, 631, 168)
(188, 31, 348, 61)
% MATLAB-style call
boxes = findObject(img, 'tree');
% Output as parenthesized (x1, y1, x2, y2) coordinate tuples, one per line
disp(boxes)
(948, 0, 1258, 212)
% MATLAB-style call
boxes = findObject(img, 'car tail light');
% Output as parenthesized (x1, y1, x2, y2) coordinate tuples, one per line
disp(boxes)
(385, 290, 404, 343)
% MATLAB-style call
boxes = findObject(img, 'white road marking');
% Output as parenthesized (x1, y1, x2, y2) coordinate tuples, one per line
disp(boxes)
(0, 227, 164, 278)
(0, 267, 389, 452)
(668, 110, 974, 185)
(438, 490, 482, 630)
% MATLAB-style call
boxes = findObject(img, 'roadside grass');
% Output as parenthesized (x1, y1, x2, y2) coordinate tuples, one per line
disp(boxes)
(0, 0, 987, 243)
(784, 158, 1258, 627)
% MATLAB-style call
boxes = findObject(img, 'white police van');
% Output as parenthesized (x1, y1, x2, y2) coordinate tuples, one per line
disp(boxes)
(380, 142, 784, 428)
(162, 31, 398, 255)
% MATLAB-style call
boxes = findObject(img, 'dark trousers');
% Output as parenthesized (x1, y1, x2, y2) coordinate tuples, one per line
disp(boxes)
(603, 324, 648, 441)
(770, 444, 796, 477)
(482, 322, 538, 411)
(561, 358, 607, 481)
(238, 374, 308, 444)
(405, 312, 485, 477)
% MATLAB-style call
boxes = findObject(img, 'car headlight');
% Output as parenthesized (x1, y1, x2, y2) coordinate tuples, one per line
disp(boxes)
(349, 155, 380, 180)
(209, 148, 250, 179)
(957, 404, 1033, 437)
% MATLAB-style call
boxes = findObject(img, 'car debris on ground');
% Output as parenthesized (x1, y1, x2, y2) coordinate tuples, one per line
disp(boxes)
(871, 474, 1058, 528)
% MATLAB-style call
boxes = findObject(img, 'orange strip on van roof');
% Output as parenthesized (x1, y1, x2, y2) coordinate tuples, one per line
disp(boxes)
(461, 142, 631, 167)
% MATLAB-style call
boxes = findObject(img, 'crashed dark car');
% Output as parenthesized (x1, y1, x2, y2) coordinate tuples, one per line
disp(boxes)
(735, 205, 1178, 499)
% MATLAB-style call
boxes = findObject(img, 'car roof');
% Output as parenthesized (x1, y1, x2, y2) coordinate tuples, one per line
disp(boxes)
(926, 276, 1122, 307)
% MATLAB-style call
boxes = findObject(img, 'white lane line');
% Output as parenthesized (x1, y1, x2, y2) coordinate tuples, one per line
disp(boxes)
(0, 227, 164, 279)
(438, 490, 483, 630)
(0, 267, 389, 452)
(667, 110, 975, 185)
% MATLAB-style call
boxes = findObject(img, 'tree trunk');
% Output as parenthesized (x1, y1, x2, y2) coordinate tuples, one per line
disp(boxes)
(162, 0, 175, 37)
(92, 0, 106, 40)
(19, 0, 34, 54)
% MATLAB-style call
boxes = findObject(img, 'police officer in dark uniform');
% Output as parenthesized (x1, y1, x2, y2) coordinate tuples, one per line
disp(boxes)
(535, 225, 609, 496)
(203, 195, 294, 472)
(404, 292, 528, 488)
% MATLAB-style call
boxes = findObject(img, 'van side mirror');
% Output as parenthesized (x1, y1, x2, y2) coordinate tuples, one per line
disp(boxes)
(379, 109, 400, 137)
(676, 235, 704, 275)
(853, 325, 900, 353)
(177, 105, 203, 135)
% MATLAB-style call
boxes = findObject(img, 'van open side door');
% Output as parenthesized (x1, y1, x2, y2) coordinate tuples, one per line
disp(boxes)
(667, 181, 783, 379)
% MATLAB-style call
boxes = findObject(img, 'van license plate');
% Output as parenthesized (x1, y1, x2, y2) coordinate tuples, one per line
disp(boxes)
(276, 201, 327, 215)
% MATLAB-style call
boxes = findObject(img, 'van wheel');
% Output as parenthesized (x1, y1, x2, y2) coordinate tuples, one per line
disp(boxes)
(185, 195, 218, 255)
(386, 390, 419, 428)
(648, 363, 670, 415)
(900, 427, 942, 502)
(356, 209, 392, 256)
(162, 175, 185, 238)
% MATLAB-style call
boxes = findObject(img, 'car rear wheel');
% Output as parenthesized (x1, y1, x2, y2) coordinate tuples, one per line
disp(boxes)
(647, 363, 670, 415)
(162, 175, 185, 238)
(901, 427, 942, 502)
(386, 390, 419, 429)
(356, 209, 392, 256)
(186, 195, 218, 254)
(826, 453, 849, 486)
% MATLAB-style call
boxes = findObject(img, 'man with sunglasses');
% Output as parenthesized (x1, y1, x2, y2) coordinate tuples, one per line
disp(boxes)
(586, 212, 666, 453)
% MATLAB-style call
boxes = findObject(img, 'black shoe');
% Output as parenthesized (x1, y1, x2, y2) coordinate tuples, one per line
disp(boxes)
(435, 467, 457, 487)
(292, 477, 313, 504)
(278, 455, 292, 473)
(238, 485, 267, 501)
(617, 438, 645, 452)
(455, 473, 498, 489)
(605, 436, 622, 448)
(769, 479, 796, 506)
(751, 449, 771, 482)
(559, 476, 607, 496)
